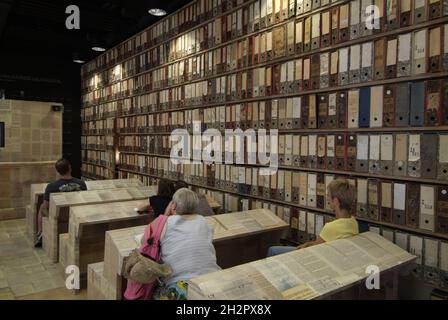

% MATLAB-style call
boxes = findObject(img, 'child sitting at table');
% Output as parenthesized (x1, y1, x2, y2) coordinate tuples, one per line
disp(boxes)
(267, 178, 359, 256)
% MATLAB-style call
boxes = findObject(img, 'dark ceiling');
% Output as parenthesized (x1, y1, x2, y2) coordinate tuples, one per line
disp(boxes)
(0, 0, 192, 88)
(0, 0, 192, 175)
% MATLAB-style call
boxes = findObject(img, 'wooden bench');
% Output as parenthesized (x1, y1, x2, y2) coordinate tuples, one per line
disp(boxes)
(27, 179, 144, 241)
(59, 199, 154, 288)
(93, 209, 288, 299)
(187, 232, 417, 300)
(87, 262, 116, 300)
(43, 185, 155, 262)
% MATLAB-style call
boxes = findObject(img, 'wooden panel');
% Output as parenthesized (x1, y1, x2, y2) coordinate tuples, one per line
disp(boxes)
(44, 186, 156, 262)
(26, 179, 144, 241)
(61, 199, 154, 288)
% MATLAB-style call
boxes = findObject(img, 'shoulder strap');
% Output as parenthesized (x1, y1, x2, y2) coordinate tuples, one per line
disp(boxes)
(140, 223, 152, 249)
(138, 222, 153, 252)
(151, 215, 168, 244)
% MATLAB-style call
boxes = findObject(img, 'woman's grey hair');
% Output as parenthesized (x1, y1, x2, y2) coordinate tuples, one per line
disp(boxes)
(172, 188, 199, 215)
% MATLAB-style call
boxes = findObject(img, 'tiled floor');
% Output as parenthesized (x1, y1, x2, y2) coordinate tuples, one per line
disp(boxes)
(17, 287, 87, 300)
(0, 219, 76, 299)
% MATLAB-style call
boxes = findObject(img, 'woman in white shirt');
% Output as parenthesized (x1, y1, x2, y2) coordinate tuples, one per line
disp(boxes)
(152, 188, 220, 300)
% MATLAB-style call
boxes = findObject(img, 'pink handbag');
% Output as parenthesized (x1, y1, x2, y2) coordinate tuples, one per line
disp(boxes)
(123, 215, 168, 300)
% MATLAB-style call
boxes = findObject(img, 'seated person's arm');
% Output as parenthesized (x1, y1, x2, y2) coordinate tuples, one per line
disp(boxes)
(40, 185, 51, 216)
(39, 200, 50, 217)
(136, 203, 152, 214)
(139, 215, 163, 246)
(140, 232, 147, 246)
(298, 218, 341, 249)
(149, 219, 155, 232)
(141, 216, 168, 245)
(297, 236, 325, 249)
(163, 201, 176, 216)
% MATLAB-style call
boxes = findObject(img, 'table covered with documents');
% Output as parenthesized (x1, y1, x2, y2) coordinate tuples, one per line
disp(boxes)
(97, 209, 288, 299)
(187, 232, 416, 300)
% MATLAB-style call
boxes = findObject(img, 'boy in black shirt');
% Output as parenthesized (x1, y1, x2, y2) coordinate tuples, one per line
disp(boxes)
(35, 158, 87, 247)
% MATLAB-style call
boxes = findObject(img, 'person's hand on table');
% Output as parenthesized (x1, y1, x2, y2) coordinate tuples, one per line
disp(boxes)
(134, 207, 153, 215)
(296, 243, 310, 250)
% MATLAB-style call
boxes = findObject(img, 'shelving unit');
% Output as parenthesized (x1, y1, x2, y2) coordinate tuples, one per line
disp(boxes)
(81, 0, 448, 289)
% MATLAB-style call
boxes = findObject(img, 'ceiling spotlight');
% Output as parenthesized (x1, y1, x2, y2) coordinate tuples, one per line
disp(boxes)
(92, 46, 106, 52)
(72, 53, 85, 64)
(148, 8, 166, 16)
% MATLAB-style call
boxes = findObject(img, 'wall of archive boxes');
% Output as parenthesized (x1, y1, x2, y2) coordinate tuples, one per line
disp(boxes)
(81, 0, 448, 288)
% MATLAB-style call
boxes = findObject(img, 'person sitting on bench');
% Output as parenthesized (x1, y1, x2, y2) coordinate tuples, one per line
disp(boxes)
(35, 158, 87, 247)
(267, 178, 359, 257)
(152, 188, 220, 300)
(136, 179, 175, 218)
